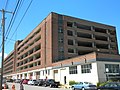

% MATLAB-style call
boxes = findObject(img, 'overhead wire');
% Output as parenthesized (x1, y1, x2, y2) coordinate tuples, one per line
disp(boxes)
(0, 0, 33, 53)
(5, 0, 24, 42)
(5, 0, 23, 40)
(4, 0, 9, 10)
(3, 0, 24, 52)
(5, 0, 33, 48)
(0, 0, 22, 52)
(10, 0, 33, 39)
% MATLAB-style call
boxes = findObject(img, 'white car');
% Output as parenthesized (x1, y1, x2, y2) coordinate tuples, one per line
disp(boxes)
(71, 82, 97, 90)
(28, 80, 36, 85)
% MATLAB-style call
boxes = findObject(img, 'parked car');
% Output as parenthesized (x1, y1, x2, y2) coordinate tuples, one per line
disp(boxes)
(28, 80, 36, 85)
(43, 79, 60, 88)
(6, 79, 13, 82)
(71, 82, 97, 90)
(15, 79, 21, 83)
(97, 82, 120, 90)
(22, 79, 29, 84)
(34, 79, 44, 86)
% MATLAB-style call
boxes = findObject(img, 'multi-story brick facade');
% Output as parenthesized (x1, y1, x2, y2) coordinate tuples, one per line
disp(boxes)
(3, 12, 120, 84)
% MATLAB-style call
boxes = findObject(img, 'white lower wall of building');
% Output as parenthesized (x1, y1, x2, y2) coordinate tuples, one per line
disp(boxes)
(5, 61, 120, 85)
(59, 63, 98, 85)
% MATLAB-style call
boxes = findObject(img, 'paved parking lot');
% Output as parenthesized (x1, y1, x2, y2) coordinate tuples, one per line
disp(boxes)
(7, 83, 71, 90)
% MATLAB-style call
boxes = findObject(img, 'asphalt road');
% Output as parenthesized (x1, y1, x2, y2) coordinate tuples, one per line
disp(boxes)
(7, 83, 71, 90)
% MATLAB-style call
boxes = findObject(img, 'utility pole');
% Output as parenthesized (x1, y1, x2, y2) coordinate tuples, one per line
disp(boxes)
(0, 9, 5, 90)
(0, 9, 12, 90)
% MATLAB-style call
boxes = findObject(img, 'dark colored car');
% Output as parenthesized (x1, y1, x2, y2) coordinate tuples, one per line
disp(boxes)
(6, 79, 13, 82)
(34, 79, 44, 86)
(43, 79, 60, 88)
(15, 79, 21, 83)
(97, 82, 120, 90)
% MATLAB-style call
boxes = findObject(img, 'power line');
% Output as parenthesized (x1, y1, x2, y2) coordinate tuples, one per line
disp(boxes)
(5, 0, 23, 41)
(5, 0, 24, 40)
(0, 0, 22, 55)
(5, 0, 33, 47)
(4, 0, 9, 10)
(0, 37, 15, 53)
(0, 0, 33, 53)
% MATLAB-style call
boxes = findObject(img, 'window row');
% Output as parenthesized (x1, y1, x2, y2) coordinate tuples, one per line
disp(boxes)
(3, 70, 13, 75)
(4, 61, 13, 68)
(17, 54, 41, 67)
(18, 44, 41, 60)
(105, 64, 119, 73)
(18, 36, 41, 54)
(17, 61, 41, 71)
(69, 64, 92, 74)
(69, 64, 119, 75)
(67, 22, 116, 35)
(67, 30, 116, 42)
(67, 39, 116, 50)
(17, 28, 41, 51)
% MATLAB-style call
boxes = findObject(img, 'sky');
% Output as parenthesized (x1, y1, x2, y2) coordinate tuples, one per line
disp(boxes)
(0, 0, 120, 67)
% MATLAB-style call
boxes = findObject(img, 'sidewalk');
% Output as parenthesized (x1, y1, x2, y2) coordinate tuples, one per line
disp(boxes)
(60, 84, 71, 89)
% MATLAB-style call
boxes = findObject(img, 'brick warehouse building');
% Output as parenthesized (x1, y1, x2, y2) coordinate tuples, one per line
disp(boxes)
(3, 12, 120, 84)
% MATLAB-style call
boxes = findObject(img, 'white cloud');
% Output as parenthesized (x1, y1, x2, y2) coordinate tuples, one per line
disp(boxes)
(0, 52, 8, 59)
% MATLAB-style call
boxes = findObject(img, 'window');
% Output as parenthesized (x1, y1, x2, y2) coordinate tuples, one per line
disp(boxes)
(75, 23, 91, 30)
(45, 70, 47, 74)
(43, 70, 44, 75)
(110, 44, 117, 50)
(35, 28, 41, 34)
(58, 15, 63, 25)
(77, 41, 92, 47)
(67, 30, 73, 36)
(94, 27, 106, 33)
(59, 47, 64, 52)
(29, 64, 33, 68)
(38, 61, 41, 65)
(105, 64, 119, 73)
(58, 27, 63, 33)
(58, 38, 64, 43)
(96, 44, 108, 49)
(35, 62, 37, 66)
(68, 39, 74, 45)
(48, 70, 50, 75)
(24, 66, 28, 69)
(109, 30, 116, 35)
(69, 66, 78, 74)
(110, 37, 116, 42)
(58, 15, 63, 20)
(58, 56, 64, 60)
(81, 64, 92, 73)
(67, 22, 73, 27)
(77, 32, 92, 39)
(68, 48, 74, 53)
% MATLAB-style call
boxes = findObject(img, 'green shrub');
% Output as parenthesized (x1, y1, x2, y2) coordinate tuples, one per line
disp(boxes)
(97, 82, 101, 87)
(69, 80, 78, 85)
(97, 80, 112, 87)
